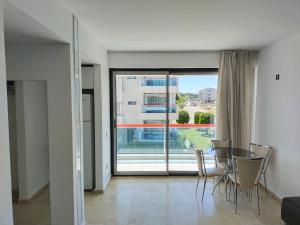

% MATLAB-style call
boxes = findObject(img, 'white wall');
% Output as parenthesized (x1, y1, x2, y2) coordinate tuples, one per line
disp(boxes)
(8, 0, 73, 42)
(82, 67, 94, 89)
(108, 51, 219, 68)
(6, 43, 76, 225)
(1, 1, 110, 224)
(256, 32, 300, 199)
(0, 0, 14, 224)
(7, 86, 18, 190)
(7, 0, 111, 193)
(79, 24, 110, 191)
(15, 81, 49, 200)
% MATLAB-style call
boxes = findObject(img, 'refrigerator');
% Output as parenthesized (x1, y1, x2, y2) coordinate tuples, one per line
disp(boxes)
(82, 93, 95, 190)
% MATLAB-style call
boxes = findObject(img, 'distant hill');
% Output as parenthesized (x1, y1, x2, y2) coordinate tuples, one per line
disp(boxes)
(179, 92, 199, 100)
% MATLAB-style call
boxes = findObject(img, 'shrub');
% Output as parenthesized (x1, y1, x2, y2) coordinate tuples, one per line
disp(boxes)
(177, 110, 190, 124)
(194, 112, 203, 124)
(199, 113, 215, 124)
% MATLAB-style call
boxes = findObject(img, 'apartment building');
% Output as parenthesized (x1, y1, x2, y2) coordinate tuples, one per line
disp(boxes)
(116, 75, 178, 141)
(199, 88, 217, 103)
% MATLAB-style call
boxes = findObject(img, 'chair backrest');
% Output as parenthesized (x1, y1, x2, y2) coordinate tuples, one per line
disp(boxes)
(249, 143, 272, 173)
(235, 157, 264, 188)
(193, 147, 206, 176)
(211, 139, 231, 148)
(211, 139, 231, 164)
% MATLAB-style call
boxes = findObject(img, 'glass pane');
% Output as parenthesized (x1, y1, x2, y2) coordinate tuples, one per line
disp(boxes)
(116, 74, 167, 172)
(168, 74, 218, 171)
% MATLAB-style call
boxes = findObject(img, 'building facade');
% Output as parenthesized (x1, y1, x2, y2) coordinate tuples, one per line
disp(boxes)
(199, 88, 217, 103)
(116, 75, 179, 142)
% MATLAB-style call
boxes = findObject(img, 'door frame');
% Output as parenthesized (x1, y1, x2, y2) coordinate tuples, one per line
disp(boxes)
(110, 68, 218, 176)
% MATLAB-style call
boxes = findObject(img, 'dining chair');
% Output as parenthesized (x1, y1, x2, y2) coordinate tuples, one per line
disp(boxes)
(249, 143, 272, 196)
(228, 157, 264, 214)
(211, 139, 232, 170)
(194, 147, 225, 202)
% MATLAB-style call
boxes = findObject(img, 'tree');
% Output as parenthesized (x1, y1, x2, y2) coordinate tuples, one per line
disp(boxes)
(176, 93, 187, 109)
(198, 112, 215, 136)
(194, 112, 203, 124)
(199, 113, 215, 124)
(176, 110, 190, 124)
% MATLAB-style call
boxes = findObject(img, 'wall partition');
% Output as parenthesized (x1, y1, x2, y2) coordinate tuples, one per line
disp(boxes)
(111, 69, 218, 175)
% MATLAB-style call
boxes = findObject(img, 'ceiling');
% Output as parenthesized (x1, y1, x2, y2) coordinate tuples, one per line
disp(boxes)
(4, 2, 64, 44)
(63, 0, 300, 51)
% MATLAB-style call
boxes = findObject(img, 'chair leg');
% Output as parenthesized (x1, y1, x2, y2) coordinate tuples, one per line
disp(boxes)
(225, 176, 228, 200)
(263, 174, 268, 197)
(229, 180, 232, 201)
(233, 182, 236, 203)
(235, 184, 238, 214)
(248, 188, 251, 203)
(257, 185, 260, 215)
(201, 177, 207, 202)
(212, 175, 225, 195)
(195, 175, 200, 193)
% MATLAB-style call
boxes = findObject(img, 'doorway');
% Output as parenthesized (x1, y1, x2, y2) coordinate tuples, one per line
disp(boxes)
(7, 80, 50, 225)
(111, 69, 218, 175)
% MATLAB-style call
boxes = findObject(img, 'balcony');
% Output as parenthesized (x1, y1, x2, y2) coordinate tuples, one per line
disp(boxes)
(141, 79, 177, 86)
(116, 123, 216, 171)
(141, 105, 177, 113)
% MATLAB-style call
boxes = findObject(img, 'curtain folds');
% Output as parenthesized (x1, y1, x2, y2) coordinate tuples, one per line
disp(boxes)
(216, 51, 258, 149)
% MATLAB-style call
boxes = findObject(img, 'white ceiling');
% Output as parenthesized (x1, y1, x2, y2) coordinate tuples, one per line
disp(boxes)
(63, 0, 300, 51)
(4, 2, 64, 44)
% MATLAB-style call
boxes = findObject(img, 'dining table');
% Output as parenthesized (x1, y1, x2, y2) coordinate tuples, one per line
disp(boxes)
(206, 147, 258, 195)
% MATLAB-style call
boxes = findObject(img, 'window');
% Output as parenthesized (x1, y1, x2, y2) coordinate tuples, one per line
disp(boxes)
(144, 93, 166, 105)
(128, 101, 136, 105)
(141, 78, 177, 86)
(112, 69, 218, 174)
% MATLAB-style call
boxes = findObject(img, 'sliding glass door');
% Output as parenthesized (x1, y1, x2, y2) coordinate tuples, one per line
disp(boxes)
(168, 74, 217, 172)
(114, 72, 169, 173)
(112, 70, 218, 175)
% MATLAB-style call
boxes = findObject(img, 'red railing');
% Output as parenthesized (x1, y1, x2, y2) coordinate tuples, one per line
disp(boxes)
(116, 124, 215, 128)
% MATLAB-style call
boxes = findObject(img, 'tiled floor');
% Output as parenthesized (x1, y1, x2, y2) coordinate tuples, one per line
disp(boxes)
(13, 188, 51, 225)
(12, 177, 283, 225)
(85, 177, 283, 225)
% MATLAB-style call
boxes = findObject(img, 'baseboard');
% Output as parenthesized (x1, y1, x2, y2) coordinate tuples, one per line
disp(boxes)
(92, 189, 104, 194)
(103, 174, 112, 190)
(258, 182, 282, 204)
(91, 174, 112, 194)
(18, 183, 49, 204)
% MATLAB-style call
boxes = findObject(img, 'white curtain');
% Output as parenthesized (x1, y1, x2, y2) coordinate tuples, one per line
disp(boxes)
(216, 51, 258, 149)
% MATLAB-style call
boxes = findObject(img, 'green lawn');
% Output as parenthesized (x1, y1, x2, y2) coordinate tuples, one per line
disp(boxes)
(179, 128, 213, 151)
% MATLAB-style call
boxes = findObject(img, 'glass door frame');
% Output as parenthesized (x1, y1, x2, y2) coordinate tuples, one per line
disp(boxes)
(110, 68, 218, 176)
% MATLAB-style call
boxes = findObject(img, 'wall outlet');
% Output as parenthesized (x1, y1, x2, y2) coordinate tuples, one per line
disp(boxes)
(276, 74, 280, 80)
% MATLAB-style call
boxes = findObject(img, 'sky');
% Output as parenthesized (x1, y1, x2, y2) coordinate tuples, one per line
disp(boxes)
(178, 75, 218, 94)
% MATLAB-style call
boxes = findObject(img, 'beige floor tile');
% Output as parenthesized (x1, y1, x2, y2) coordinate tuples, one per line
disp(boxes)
(85, 177, 283, 225)
(12, 177, 283, 225)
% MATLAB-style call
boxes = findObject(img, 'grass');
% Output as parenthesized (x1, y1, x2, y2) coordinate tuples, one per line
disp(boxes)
(179, 128, 213, 151)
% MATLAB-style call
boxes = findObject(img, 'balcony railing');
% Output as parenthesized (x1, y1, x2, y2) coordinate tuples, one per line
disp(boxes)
(141, 79, 177, 86)
(141, 105, 177, 113)
(116, 123, 216, 171)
